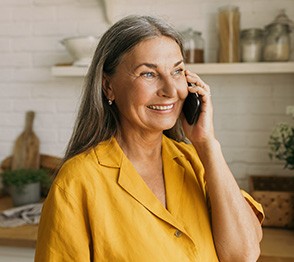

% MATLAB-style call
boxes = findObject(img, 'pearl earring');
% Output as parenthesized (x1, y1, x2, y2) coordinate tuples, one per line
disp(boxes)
(108, 99, 113, 105)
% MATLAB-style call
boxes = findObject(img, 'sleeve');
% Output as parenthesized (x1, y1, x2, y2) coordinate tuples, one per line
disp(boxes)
(34, 182, 91, 262)
(241, 190, 265, 224)
(205, 189, 265, 225)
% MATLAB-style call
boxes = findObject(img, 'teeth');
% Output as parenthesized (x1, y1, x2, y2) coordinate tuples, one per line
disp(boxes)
(148, 104, 173, 111)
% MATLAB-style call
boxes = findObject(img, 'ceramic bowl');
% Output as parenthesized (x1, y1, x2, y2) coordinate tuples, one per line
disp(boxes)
(61, 36, 99, 66)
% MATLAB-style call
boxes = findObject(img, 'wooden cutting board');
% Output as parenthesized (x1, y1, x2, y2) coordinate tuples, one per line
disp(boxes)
(11, 111, 40, 170)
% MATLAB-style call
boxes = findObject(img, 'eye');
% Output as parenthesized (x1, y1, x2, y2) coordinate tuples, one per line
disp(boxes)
(141, 72, 156, 79)
(172, 68, 184, 76)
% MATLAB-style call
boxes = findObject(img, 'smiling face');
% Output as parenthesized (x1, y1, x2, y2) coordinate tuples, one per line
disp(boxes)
(104, 36, 188, 137)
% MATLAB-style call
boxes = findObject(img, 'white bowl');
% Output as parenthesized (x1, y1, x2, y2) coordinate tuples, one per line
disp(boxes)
(61, 36, 99, 67)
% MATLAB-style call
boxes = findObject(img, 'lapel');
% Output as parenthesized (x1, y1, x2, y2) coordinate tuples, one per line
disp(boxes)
(161, 136, 186, 219)
(95, 136, 187, 231)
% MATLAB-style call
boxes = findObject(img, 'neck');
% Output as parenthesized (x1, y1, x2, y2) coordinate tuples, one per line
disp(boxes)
(116, 130, 163, 162)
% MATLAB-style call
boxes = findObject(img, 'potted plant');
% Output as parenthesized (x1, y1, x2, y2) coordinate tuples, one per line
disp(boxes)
(268, 122, 294, 170)
(1, 169, 51, 206)
(250, 122, 294, 228)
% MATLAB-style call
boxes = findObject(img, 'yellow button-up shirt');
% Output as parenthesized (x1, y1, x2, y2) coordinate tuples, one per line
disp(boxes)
(35, 135, 263, 261)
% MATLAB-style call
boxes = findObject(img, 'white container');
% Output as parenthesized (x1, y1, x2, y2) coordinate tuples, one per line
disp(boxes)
(241, 28, 264, 62)
(61, 36, 99, 67)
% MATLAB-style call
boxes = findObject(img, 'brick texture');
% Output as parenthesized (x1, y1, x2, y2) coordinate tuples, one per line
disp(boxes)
(0, 0, 293, 190)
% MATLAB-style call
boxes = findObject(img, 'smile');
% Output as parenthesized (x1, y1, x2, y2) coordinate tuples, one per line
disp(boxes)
(147, 104, 174, 111)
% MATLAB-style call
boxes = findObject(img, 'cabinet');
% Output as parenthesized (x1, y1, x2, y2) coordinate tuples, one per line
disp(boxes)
(0, 246, 34, 262)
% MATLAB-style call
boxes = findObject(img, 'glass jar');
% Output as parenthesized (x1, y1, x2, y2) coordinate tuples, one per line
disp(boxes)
(241, 28, 264, 62)
(263, 23, 291, 61)
(182, 28, 204, 63)
(218, 5, 240, 63)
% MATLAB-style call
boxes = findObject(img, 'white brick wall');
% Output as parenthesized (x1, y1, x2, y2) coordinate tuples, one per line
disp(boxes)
(0, 0, 293, 190)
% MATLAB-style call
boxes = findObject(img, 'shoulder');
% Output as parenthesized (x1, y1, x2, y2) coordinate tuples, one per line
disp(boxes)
(51, 146, 103, 200)
(52, 137, 120, 198)
(57, 148, 98, 182)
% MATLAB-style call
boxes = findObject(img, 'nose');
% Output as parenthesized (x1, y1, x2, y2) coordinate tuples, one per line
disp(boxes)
(157, 76, 178, 98)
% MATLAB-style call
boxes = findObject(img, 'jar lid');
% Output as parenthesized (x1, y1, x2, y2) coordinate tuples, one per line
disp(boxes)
(193, 30, 202, 36)
(181, 28, 193, 36)
(241, 28, 263, 37)
(181, 28, 202, 36)
(266, 9, 294, 32)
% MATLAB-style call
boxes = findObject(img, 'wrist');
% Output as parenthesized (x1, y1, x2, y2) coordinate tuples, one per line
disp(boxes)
(192, 137, 220, 149)
(192, 138, 221, 159)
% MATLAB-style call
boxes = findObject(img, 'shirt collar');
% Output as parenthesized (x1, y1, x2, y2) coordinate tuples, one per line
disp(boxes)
(94, 135, 185, 168)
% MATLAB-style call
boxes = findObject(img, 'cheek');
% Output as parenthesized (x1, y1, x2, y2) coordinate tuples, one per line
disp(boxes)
(177, 80, 189, 100)
(130, 81, 156, 103)
(115, 84, 149, 111)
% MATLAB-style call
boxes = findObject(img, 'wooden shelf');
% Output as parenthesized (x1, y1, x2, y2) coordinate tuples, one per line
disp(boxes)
(51, 62, 294, 77)
(51, 65, 88, 77)
(187, 62, 294, 75)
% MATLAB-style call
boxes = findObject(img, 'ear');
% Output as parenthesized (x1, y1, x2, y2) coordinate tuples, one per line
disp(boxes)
(102, 73, 115, 100)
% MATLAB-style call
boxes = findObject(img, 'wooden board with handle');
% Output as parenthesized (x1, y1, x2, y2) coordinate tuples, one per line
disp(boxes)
(11, 111, 40, 170)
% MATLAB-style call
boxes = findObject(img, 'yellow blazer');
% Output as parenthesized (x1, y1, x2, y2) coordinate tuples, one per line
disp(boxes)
(35, 135, 263, 262)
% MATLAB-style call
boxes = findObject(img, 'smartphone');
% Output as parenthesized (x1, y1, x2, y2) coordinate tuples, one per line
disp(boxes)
(183, 90, 201, 125)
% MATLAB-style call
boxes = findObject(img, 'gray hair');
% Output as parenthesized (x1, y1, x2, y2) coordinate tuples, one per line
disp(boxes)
(64, 15, 186, 161)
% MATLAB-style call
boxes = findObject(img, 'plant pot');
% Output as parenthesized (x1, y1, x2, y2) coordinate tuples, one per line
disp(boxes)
(9, 182, 41, 206)
(249, 175, 294, 229)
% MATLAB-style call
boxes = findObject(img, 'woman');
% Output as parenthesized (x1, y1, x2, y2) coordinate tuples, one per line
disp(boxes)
(35, 15, 264, 261)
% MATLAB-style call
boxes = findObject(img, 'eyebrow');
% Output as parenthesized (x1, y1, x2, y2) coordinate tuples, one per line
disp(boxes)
(134, 59, 184, 70)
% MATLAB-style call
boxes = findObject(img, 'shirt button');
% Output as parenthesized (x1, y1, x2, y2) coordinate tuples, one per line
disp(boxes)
(174, 230, 182, 237)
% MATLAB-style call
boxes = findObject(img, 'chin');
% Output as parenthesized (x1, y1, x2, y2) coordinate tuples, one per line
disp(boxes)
(158, 120, 178, 131)
(145, 115, 178, 132)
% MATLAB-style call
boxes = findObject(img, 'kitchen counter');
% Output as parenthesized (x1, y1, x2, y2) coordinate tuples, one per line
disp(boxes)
(0, 197, 38, 248)
(258, 228, 294, 261)
(0, 196, 293, 260)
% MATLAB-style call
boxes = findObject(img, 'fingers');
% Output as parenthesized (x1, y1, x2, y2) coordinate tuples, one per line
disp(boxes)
(185, 70, 208, 88)
(185, 70, 211, 99)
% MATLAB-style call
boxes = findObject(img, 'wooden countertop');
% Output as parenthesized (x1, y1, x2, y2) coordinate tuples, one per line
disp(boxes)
(0, 197, 38, 248)
(259, 228, 294, 261)
(0, 196, 293, 260)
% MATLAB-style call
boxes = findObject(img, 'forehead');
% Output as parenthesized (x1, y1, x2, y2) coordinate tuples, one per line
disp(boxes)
(122, 36, 183, 65)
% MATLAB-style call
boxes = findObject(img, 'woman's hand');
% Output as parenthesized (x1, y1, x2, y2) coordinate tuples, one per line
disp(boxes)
(182, 70, 215, 144)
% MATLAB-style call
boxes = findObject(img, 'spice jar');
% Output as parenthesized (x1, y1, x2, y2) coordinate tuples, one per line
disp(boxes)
(263, 10, 292, 62)
(241, 28, 264, 62)
(182, 28, 204, 63)
(218, 5, 240, 63)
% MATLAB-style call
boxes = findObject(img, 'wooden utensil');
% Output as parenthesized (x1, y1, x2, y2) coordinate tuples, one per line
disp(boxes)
(11, 111, 40, 170)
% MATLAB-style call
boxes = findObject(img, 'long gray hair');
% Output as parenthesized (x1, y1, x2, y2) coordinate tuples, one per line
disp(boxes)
(64, 15, 186, 161)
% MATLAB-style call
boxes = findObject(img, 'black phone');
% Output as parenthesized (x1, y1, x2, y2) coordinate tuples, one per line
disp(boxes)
(183, 90, 201, 125)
